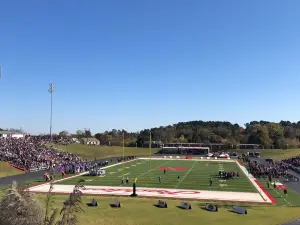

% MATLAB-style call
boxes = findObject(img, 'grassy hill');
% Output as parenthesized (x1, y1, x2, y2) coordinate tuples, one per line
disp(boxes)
(48, 144, 159, 160)
(0, 189, 298, 225)
(32, 195, 300, 225)
(0, 162, 24, 178)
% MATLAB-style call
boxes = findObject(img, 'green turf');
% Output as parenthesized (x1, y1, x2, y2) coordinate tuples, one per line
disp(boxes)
(48, 144, 159, 160)
(0, 162, 24, 178)
(57, 159, 257, 193)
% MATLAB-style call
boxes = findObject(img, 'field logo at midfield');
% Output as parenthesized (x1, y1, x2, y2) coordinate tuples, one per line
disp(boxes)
(159, 167, 187, 171)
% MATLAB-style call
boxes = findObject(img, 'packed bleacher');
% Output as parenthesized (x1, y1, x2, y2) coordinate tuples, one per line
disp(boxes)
(0, 135, 138, 176)
(281, 156, 300, 174)
(0, 135, 86, 172)
(243, 156, 289, 179)
(243, 155, 300, 181)
(282, 156, 300, 167)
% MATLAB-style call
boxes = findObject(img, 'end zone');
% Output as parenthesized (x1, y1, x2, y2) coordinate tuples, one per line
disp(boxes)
(28, 184, 271, 204)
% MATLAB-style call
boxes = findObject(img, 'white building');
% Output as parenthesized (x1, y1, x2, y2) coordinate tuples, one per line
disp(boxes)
(0, 131, 25, 139)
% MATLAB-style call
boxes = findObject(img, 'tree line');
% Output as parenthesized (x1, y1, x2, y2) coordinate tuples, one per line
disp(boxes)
(56, 120, 300, 149)
(2, 120, 300, 149)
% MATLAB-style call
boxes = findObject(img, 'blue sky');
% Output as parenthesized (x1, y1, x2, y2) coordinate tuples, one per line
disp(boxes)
(0, 0, 300, 134)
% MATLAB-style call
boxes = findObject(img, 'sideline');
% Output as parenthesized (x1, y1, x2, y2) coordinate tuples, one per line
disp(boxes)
(268, 181, 292, 206)
(29, 158, 138, 189)
(235, 160, 274, 203)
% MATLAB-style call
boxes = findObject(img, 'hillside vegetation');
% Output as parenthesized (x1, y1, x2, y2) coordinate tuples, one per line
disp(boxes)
(85, 121, 300, 149)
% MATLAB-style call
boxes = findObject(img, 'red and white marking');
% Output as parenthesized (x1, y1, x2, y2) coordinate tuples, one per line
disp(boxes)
(273, 182, 288, 190)
(29, 184, 268, 203)
(27, 157, 277, 204)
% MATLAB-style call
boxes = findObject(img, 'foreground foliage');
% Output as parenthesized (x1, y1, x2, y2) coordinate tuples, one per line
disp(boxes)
(0, 181, 43, 225)
(0, 182, 84, 225)
(38, 195, 300, 225)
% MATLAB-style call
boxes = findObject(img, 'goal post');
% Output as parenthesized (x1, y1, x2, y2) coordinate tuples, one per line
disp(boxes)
(149, 131, 152, 178)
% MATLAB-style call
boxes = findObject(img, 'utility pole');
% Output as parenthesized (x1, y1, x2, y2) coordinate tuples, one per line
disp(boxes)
(84, 128, 89, 144)
(49, 83, 54, 141)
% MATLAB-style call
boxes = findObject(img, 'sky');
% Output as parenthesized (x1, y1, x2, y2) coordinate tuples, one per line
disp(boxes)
(0, 0, 300, 134)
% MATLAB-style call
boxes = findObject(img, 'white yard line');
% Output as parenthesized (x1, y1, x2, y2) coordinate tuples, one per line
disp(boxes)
(269, 183, 292, 206)
(235, 161, 292, 205)
(136, 161, 170, 179)
(174, 161, 198, 189)
(30, 159, 138, 189)
(235, 160, 271, 203)
(118, 173, 131, 178)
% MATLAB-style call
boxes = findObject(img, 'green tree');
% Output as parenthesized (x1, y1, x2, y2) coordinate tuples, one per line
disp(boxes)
(179, 134, 185, 143)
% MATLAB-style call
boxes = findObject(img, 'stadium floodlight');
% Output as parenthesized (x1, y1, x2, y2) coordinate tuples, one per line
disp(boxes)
(49, 83, 55, 141)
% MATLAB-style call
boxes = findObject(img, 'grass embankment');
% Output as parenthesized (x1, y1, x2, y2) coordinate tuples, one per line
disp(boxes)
(48, 144, 159, 160)
(0, 162, 24, 178)
(2, 189, 298, 225)
(236, 149, 300, 161)
(35, 195, 300, 225)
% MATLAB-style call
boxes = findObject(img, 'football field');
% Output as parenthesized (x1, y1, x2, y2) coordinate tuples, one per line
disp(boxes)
(57, 159, 256, 192)
(29, 158, 276, 204)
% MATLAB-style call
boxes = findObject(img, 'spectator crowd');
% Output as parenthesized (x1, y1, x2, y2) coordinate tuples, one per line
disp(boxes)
(0, 135, 86, 172)
(282, 156, 300, 168)
(246, 158, 288, 179)
(0, 136, 138, 177)
(243, 155, 300, 181)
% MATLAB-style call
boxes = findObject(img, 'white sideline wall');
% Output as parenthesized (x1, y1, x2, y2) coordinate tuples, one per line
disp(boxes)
(138, 157, 235, 163)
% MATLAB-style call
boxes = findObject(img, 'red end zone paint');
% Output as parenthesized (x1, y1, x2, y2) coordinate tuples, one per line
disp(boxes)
(253, 179, 278, 204)
(159, 167, 187, 171)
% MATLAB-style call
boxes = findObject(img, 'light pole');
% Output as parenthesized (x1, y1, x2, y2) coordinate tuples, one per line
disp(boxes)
(49, 83, 54, 141)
